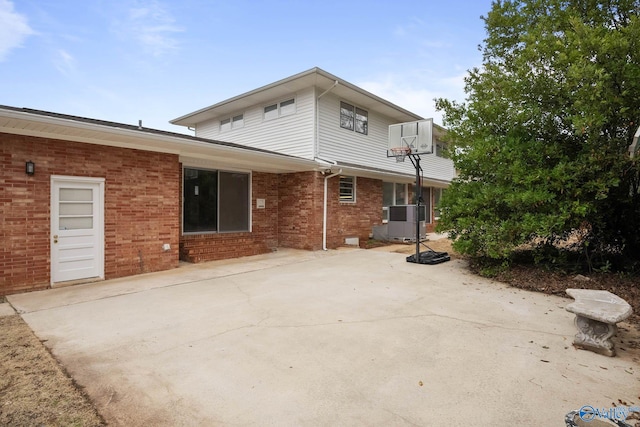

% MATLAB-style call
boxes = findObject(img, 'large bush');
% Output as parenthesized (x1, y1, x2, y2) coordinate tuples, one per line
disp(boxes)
(436, 0, 640, 271)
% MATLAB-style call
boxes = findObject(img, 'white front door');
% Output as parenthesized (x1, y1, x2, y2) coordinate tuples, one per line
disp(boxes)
(51, 176, 105, 284)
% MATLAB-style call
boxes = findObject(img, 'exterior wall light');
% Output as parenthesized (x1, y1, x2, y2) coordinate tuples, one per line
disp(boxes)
(26, 161, 35, 175)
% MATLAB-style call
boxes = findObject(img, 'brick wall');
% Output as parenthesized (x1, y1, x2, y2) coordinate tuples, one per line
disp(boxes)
(0, 132, 180, 295)
(179, 171, 280, 262)
(277, 171, 324, 250)
(325, 176, 383, 248)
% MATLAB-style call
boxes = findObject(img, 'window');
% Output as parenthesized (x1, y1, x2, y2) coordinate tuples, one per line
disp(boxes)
(382, 182, 407, 222)
(220, 114, 244, 132)
(411, 185, 432, 223)
(183, 168, 250, 233)
(279, 98, 295, 116)
(264, 104, 278, 120)
(434, 188, 444, 219)
(264, 98, 296, 120)
(355, 107, 368, 134)
(339, 176, 355, 202)
(340, 102, 368, 135)
(435, 139, 448, 158)
(340, 102, 354, 130)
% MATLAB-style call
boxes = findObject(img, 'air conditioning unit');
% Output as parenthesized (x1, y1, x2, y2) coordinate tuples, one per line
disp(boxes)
(388, 205, 427, 242)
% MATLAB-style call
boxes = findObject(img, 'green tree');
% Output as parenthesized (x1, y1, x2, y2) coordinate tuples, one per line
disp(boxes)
(435, 0, 640, 269)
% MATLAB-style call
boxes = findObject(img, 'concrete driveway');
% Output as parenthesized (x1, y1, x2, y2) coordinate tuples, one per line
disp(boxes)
(8, 247, 640, 426)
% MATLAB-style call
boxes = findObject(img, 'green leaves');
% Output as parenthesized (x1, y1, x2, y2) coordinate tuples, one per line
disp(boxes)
(436, 0, 640, 268)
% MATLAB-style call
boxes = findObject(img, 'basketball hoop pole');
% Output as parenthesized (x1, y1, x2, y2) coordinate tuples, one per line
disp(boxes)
(388, 119, 451, 265)
(410, 154, 422, 261)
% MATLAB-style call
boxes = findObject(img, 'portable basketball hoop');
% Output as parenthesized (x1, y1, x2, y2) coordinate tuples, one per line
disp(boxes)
(387, 119, 450, 265)
(390, 147, 411, 163)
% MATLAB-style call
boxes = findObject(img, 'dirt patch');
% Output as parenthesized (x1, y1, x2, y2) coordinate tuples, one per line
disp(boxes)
(0, 315, 105, 426)
(491, 264, 640, 326)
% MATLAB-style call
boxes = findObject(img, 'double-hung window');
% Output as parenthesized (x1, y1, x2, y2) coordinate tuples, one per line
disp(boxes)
(340, 102, 368, 135)
(264, 98, 296, 120)
(183, 168, 250, 233)
(339, 176, 356, 202)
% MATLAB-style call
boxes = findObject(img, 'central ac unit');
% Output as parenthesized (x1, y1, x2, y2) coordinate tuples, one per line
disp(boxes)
(387, 205, 427, 242)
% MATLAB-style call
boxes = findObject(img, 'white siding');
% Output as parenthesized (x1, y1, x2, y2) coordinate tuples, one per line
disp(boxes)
(317, 94, 455, 182)
(195, 88, 316, 159)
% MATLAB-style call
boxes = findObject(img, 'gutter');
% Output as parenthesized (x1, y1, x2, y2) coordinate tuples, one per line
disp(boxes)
(323, 168, 342, 251)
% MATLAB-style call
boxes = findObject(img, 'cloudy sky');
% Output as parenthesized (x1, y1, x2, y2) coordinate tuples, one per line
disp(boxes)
(0, 0, 493, 133)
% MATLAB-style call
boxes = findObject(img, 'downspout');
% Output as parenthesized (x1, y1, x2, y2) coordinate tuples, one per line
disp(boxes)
(315, 80, 340, 251)
(323, 168, 342, 251)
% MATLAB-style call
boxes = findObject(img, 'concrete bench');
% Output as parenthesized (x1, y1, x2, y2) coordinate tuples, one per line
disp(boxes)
(565, 289, 633, 357)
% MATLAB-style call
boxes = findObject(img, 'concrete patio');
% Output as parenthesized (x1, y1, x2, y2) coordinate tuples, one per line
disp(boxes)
(7, 246, 640, 426)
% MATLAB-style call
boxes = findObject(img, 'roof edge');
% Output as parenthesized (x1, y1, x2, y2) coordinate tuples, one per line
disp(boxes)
(170, 67, 424, 126)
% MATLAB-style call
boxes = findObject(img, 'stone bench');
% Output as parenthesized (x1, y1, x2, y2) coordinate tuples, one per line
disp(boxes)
(565, 289, 633, 357)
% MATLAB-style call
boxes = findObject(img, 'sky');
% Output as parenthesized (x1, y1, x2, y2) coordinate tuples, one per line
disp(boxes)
(0, 0, 494, 134)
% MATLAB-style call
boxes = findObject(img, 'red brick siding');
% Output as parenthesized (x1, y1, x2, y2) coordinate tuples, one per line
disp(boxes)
(179, 171, 280, 262)
(277, 171, 324, 250)
(0, 133, 180, 295)
(325, 176, 383, 248)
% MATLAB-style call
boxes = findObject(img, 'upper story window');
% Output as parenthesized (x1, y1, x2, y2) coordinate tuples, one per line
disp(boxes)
(435, 138, 448, 158)
(340, 102, 368, 135)
(264, 98, 296, 120)
(220, 114, 244, 132)
(339, 176, 356, 202)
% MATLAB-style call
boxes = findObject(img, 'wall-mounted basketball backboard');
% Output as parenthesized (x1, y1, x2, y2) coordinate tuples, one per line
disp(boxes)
(387, 119, 433, 159)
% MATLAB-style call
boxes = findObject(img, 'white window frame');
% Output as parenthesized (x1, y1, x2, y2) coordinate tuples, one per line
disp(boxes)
(182, 167, 252, 234)
(382, 182, 408, 223)
(220, 113, 244, 132)
(434, 187, 444, 219)
(339, 176, 356, 203)
(263, 97, 296, 121)
(340, 101, 368, 135)
(435, 138, 448, 158)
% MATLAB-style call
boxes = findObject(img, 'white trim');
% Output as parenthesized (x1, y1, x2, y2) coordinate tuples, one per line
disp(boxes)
(339, 175, 356, 203)
(50, 175, 105, 285)
(181, 166, 252, 235)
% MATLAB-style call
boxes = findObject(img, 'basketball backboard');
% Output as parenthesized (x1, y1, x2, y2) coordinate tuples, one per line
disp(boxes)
(387, 119, 433, 158)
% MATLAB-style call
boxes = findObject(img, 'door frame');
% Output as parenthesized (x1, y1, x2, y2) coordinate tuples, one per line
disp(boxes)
(50, 175, 105, 285)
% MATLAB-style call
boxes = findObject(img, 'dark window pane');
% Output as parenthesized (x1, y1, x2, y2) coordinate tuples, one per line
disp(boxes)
(355, 107, 368, 134)
(339, 176, 355, 202)
(340, 102, 354, 130)
(183, 168, 217, 232)
(395, 183, 405, 205)
(219, 171, 249, 232)
(382, 182, 394, 206)
(280, 99, 295, 107)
